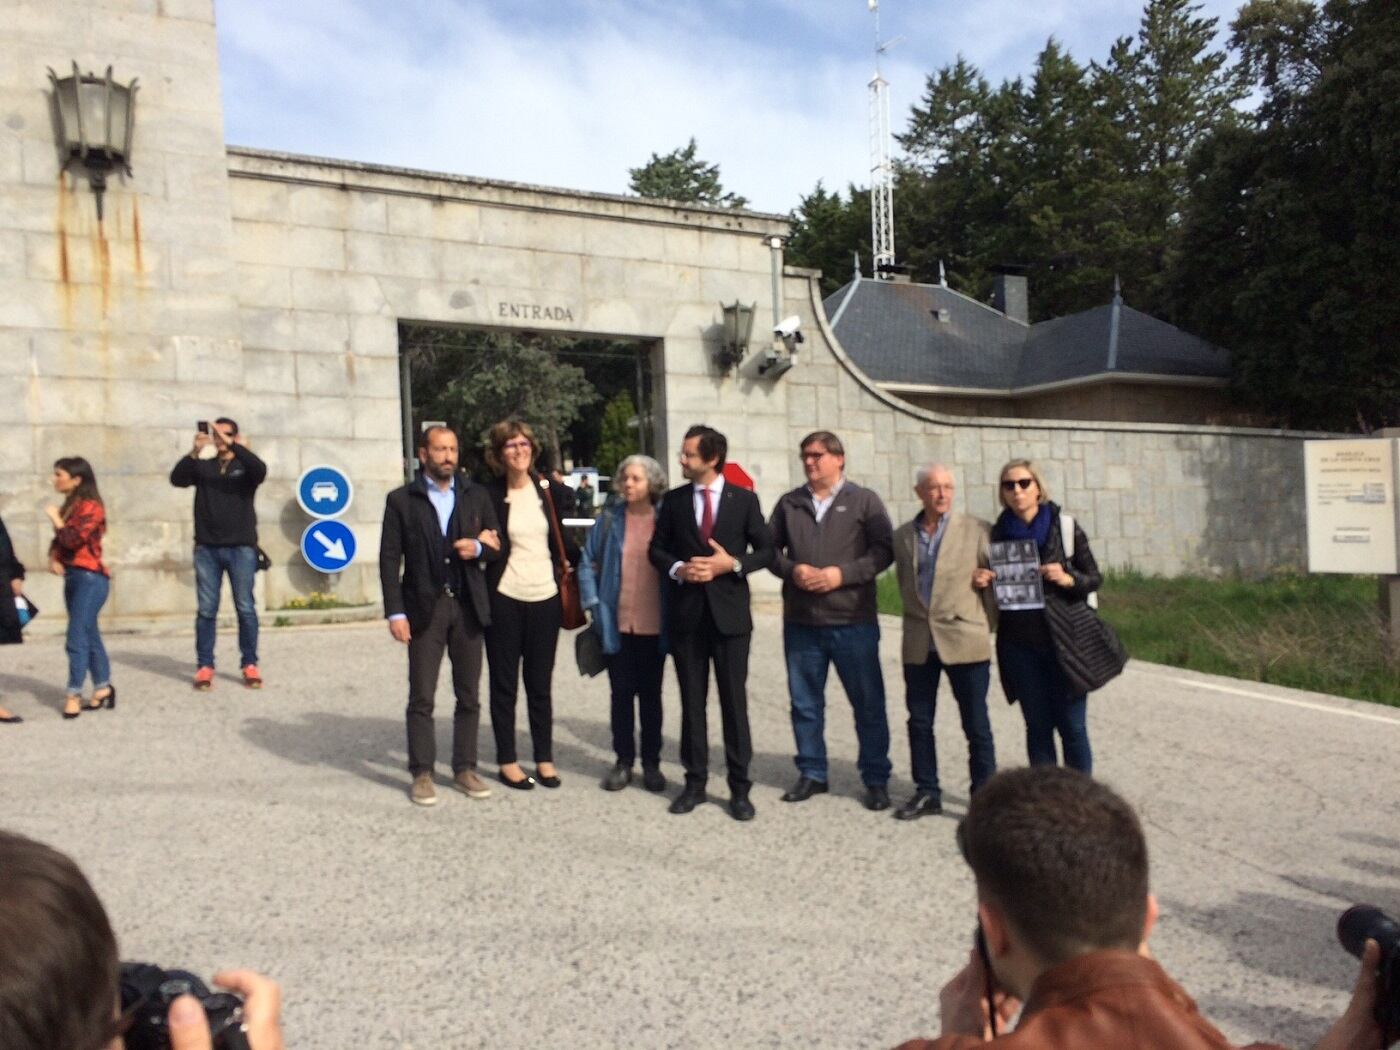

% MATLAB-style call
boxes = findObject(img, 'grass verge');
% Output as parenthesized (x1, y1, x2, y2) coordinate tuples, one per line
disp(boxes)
(876, 570, 1398, 707)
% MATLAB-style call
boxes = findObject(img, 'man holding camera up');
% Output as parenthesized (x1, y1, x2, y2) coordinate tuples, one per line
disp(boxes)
(170, 418, 268, 692)
(896, 766, 1393, 1050)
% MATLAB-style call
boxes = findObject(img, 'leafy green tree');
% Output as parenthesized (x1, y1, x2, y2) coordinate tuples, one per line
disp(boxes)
(593, 390, 639, 481)
(402, 326, 599, 475)
(1170, 0, 1400, 430)
(629, 138, 749, 208)
(785, 182, 871, 297)
(1096, 0, 1245, 313)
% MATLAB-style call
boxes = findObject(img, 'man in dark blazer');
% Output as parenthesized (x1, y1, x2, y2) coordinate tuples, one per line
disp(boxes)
(649, 425, 774, 820)
(379, 425, 500, 807)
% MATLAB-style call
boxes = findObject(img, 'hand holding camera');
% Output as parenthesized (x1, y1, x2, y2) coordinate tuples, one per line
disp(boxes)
(122, 963, 283, 1050)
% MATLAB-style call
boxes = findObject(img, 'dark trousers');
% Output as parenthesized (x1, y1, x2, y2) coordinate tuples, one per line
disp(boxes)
(607, 633, 665, 768)
(405, 594, 483, 776)
(486, 591, 561, 765)
(903, 651, 996, 800)
(670, 607, 752, 794)
(999, 643, 1092, 774)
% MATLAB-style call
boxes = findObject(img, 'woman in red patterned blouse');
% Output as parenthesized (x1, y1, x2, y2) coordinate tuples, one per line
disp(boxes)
(46, 457, 114, 719)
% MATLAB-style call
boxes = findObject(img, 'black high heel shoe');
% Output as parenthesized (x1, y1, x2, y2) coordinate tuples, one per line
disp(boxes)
(62, 697, 82, 720)
(87, 684, 116, 711)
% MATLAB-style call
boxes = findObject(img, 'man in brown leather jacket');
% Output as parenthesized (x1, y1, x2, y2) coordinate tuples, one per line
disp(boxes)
(896, 767, 1391, 1050)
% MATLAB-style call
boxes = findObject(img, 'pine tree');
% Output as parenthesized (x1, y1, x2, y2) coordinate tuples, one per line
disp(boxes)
(628, 138, 748, 208)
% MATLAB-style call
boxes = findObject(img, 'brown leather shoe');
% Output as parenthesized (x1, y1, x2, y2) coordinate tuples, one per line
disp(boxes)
(452, 770, 491, 799)
(410, 774, 437, 806)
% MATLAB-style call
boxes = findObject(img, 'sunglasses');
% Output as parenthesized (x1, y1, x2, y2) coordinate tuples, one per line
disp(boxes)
(1001, 478, 1035, 491)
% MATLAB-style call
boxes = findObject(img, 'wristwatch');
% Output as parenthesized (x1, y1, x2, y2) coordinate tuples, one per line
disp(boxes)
(731, 558, 742, 574)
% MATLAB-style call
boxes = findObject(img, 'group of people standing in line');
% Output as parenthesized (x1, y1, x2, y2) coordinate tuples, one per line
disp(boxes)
(0, 417, 269, 723)
(381, 420, 1128, 818)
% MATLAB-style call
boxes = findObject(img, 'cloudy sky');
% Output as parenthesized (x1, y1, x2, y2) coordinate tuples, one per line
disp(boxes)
(217, 0, 1243, 215)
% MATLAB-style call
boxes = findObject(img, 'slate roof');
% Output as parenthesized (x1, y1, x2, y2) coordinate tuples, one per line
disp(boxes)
(822, 278, 1230, 391)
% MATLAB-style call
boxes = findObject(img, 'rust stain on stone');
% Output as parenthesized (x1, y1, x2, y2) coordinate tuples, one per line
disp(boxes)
(92, 218, 112, 319)
(131, 199, 144, 276)
(56, 173, 75, 327)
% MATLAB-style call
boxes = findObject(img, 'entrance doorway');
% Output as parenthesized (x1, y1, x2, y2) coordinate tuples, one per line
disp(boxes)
(397, 323, 659, 492)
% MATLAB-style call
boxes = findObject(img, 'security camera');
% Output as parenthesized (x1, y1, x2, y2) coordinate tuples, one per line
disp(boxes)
(773, 315, 803, 341)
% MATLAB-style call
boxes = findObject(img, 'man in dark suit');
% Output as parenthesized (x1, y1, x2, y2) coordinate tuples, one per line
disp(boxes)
(649, 425, 774, 821)
(379, 425, 501, 807)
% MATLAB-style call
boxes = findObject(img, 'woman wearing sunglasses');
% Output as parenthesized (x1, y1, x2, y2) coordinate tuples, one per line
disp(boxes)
(974, 459, 1125, 773)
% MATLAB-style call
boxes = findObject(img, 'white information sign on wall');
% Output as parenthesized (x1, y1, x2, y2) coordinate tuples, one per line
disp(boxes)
(1304, 438, 1400, 575)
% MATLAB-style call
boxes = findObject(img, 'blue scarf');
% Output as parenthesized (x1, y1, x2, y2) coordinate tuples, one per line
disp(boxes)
(997, 503, 1053, 548)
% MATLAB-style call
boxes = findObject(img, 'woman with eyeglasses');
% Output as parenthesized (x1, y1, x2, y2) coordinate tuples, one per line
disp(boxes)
(482, 420, 580, 790)
(45, 457, 115, 720)
(974, 459, 1125, 773)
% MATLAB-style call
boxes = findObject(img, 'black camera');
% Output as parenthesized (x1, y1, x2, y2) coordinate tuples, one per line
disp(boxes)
(119, 963, 250, 1050)
(1336, 905, 1400, 1035)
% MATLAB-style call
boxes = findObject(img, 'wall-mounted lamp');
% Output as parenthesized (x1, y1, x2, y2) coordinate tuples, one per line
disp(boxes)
(717, 300, 756, 374)
(48, 62, 138, 221)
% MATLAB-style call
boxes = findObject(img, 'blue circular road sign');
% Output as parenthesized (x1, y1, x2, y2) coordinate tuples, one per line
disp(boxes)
(296, 465, 353, 519)
(300, 519, 357, 574)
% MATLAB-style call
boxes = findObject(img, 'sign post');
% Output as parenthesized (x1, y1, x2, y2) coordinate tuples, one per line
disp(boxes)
(1304, 436, 1400, 657)
(296, 465, 356, 578)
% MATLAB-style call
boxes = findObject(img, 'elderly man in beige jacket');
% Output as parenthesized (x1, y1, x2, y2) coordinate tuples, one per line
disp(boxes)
(891, 463, 998, 820)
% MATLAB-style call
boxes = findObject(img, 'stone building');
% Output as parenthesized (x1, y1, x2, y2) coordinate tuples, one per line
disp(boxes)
(0, 0, 1321, 627)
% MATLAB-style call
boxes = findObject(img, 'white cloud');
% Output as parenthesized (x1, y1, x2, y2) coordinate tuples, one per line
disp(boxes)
(217, 0, 1245, 214)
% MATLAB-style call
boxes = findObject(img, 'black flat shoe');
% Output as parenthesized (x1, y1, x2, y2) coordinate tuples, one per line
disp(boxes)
(728, 794, 756, 822)
(669, 785, 706, 814)
(863, 784, 891, 812)
(535, 769, 562, 789)
(894, 791, 943, 821)
(641, 766, 667, 793)
(498, 770, 536, 791)
(781, 776, 829, 803)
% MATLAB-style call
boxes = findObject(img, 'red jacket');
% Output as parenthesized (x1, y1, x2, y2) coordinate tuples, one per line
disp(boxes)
(896, 951, 1285, 1050)
(51, 499, 107, 576)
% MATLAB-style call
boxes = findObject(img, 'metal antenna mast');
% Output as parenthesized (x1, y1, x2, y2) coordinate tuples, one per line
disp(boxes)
(868, 0, 896, 279)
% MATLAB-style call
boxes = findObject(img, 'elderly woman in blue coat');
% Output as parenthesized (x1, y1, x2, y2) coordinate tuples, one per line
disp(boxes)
(578, 454, 670, 793)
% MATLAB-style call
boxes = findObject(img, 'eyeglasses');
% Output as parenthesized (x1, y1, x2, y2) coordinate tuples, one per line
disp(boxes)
(501, 440, 532, 452)
(800, 451, 830, 462)
(1001, 478, 1035, 491)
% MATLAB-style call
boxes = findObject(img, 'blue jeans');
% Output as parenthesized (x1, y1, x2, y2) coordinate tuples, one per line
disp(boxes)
(64, 568, 110, 694)
(903, 651, 996, 800)
(194, 544, 259, 669)
(784, 621, 891, 786)
(998, 644, 1092, 774)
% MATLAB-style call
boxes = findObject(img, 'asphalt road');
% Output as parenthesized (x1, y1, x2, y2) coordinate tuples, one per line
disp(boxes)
(2, 610, 1396, 1049)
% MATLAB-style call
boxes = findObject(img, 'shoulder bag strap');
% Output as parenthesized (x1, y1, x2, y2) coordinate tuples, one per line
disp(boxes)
(540, 482, 572, 576)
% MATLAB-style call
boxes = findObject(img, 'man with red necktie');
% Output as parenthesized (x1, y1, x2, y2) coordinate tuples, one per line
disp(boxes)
(650, 425, 774, 821)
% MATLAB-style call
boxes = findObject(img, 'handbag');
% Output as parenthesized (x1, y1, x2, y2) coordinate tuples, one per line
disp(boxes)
(255, 546, 272, 572)
(15, 594, 38, 628)
(541, 481, 586, 631)
(575, 623, 606, 677)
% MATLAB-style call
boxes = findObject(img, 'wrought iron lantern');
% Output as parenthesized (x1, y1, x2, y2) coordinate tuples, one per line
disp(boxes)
(717, 300, 756, 374)
(48, 62, 138, 221)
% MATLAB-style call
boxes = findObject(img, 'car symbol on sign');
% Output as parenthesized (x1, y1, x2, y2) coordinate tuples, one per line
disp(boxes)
(310, 481, 339, 503)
